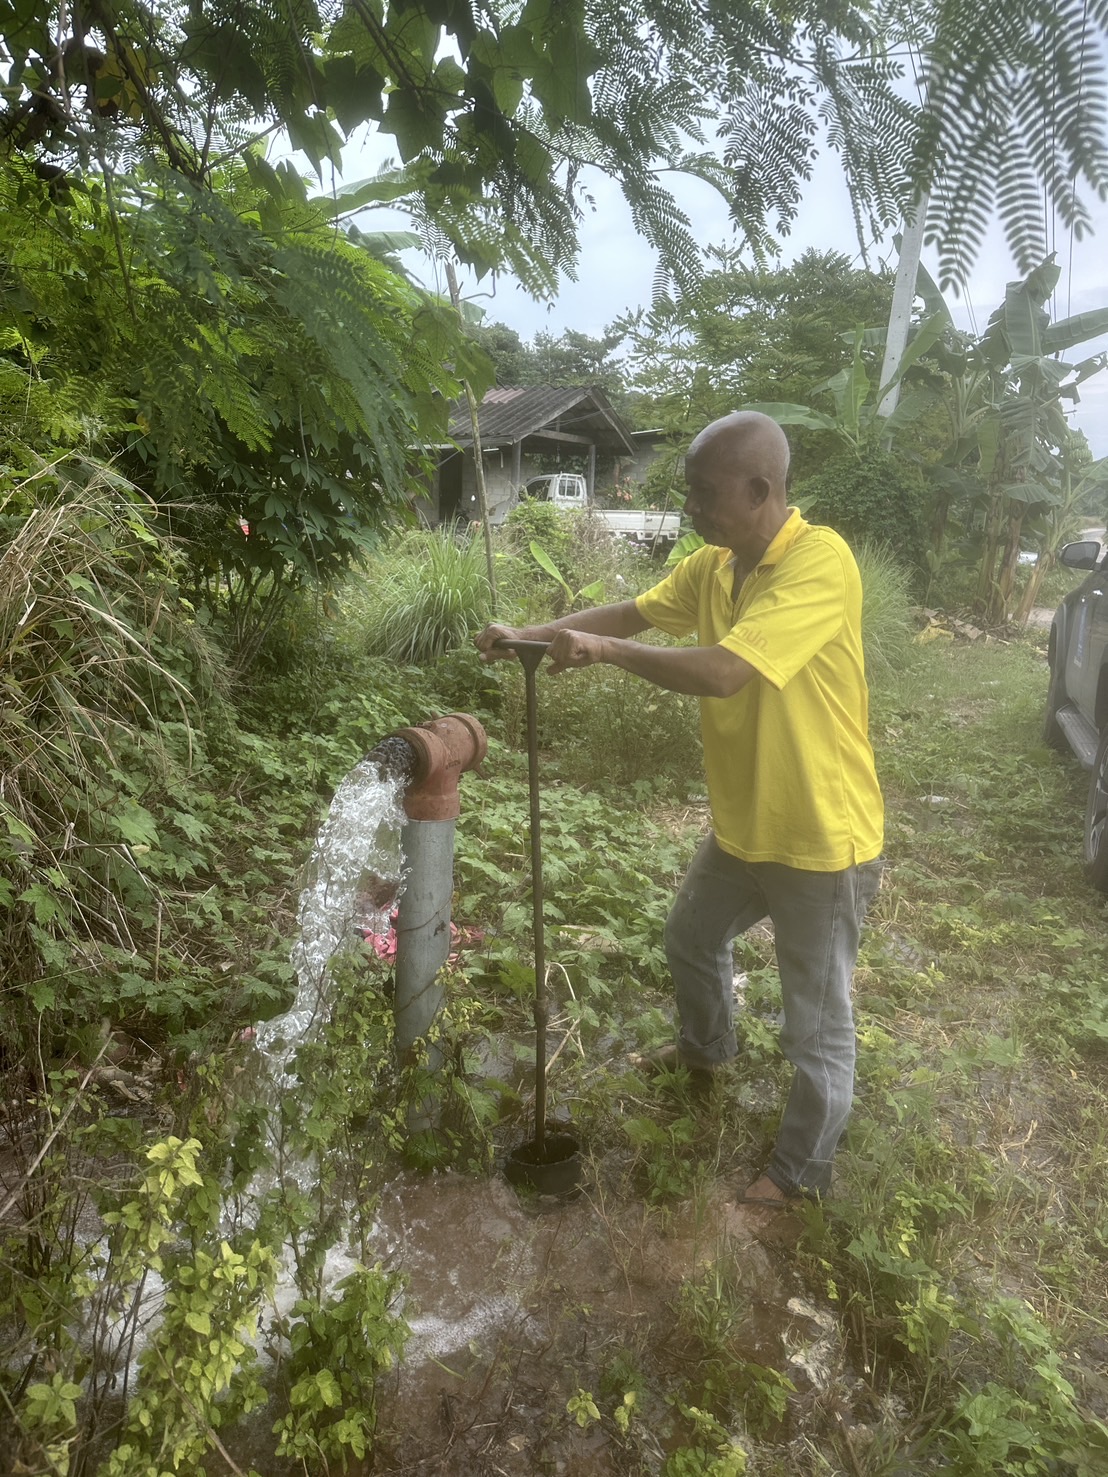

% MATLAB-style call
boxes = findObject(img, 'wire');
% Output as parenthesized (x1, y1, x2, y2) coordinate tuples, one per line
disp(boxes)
(1066, 0, 1092, 319)
(1046, 6, 1060, 327)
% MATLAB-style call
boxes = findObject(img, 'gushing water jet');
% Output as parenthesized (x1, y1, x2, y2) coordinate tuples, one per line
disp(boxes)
(254, 714, 485, 1105)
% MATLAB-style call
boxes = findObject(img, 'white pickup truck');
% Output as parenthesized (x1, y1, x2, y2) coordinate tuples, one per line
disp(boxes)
(520, 473, 681, 554)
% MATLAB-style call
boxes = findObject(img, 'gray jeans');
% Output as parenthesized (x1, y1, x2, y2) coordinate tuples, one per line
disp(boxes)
(663, 834, 883, 1197)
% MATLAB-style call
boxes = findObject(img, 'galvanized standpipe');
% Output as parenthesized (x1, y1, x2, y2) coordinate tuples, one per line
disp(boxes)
(388, 714, 487, 1072)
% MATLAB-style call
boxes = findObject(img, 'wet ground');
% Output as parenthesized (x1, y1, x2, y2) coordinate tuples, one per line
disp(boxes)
(366, 1166, 844, 1475)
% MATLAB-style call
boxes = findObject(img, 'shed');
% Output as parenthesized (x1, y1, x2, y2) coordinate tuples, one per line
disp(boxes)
(426, 385, 637, 525)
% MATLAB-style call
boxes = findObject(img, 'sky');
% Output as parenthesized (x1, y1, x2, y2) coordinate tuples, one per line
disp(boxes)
(337, 130, 1108, 459)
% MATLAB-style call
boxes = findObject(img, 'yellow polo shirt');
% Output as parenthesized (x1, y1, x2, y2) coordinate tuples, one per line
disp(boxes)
(635, 511, 883, 870)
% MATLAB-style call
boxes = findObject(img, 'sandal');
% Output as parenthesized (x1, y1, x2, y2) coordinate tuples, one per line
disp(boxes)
(730, 1179, 818, 1213)
(732, 1193, 797, 1210)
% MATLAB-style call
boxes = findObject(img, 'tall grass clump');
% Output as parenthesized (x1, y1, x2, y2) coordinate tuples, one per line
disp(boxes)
(857, 540, 917, 685)
(1, 468, 206, 1031)
(0, 460, 300, 1072)
(357, 526, 493, 663)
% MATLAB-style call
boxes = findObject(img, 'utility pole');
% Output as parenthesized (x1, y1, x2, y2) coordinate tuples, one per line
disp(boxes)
(876, 194, 930, 420)
(445, 260, 498, 613)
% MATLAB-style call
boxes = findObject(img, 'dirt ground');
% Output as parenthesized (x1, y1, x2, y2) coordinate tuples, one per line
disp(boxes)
(366, 1167, 850, 1476)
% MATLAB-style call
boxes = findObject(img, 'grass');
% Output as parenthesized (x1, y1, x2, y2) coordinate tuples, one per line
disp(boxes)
(808, 629, 1108, 1473)
(856, 540, 917, 681)
(354, 525, 494, 664)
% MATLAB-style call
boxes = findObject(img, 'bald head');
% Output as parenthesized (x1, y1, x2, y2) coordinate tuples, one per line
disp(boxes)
(686, 411, 790, 494)
(681, 410, 792, 559)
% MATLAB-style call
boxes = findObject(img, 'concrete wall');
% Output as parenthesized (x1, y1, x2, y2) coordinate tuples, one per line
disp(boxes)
(459, 450, 549, 524)
(606, 437, 670, 488)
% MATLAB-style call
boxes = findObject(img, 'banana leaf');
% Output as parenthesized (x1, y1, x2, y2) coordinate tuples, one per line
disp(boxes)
(740, 403, 840, 433)
(313, 163, 433, 218)
(913, 258, 953, 325)
(883, 386, 941, 434)
(1003, 280, 1049, 359)
(820, 330, 870, 437)
(1043, 308, 1108, 354)
(1001, 479, 1054, 504)
(876, 311, 948, 400)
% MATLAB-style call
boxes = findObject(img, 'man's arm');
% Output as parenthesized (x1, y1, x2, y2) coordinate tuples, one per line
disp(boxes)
(476, 601, 755, 697)
(547, 628, 756, 698)
(475, 600, 650, 658)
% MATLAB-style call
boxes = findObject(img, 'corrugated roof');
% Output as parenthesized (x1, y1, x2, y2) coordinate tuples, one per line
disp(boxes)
(447, 385, 635, 455)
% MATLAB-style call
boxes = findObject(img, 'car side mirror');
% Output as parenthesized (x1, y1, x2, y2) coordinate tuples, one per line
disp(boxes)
(1060, 540, 1102, 571)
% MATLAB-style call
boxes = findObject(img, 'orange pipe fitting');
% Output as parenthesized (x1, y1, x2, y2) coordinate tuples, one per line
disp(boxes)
(392, 712, 488, 821)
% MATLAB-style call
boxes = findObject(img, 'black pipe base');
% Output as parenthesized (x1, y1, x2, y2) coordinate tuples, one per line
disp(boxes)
(504, 1132, 584, 1198)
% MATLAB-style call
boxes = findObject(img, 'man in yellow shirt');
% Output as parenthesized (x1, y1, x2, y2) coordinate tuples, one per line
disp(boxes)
(477, 410, 883, 1215)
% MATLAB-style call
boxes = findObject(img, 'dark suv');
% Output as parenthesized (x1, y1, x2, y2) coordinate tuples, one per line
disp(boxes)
(1043, 537, 1108, 889)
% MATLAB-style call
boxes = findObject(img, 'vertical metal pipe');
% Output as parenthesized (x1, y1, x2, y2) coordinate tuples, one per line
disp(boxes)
(385, 715, 485, 1130)
(393, 818, 456, 1068)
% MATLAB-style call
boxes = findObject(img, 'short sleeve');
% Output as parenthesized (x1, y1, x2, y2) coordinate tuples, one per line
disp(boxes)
(635, 545, 716, 638)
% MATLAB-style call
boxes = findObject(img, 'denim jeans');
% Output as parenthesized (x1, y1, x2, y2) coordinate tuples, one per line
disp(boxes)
(663, 834, 883, 1196)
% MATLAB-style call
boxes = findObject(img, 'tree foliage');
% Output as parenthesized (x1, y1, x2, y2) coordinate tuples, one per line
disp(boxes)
(614, 250, 905, 503)
(4, 0, 1108, 296)
(474, 320, 627, 399)
(918, 255, 1108, 621)
(914, 0, 1108, 285)
(1, 157, 487, 651)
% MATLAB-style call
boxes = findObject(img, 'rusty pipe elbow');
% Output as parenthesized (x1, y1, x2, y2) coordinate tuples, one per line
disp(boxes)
(391, 712, 488, 821)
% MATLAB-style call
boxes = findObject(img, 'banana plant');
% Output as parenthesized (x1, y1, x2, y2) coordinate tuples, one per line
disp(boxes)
(528, 542, 605, 609)
(1012, 443, 1108, 627)
(751, 255, 1108, 623)
(743, 309, 950, 454)
(944, 256, 1108, 622)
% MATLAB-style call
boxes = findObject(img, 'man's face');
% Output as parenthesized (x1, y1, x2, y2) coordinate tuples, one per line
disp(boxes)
(682, 454, 759, 555)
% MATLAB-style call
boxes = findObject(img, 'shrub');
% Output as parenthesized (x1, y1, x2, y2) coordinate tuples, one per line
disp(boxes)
(496, 637, 700, 800)
(0, 469, 228, 1044)
(497, 508, 658, 625)
(501, 498, 573, 568)
(238, 580, 504, 771)
(797, 447, 928, 567)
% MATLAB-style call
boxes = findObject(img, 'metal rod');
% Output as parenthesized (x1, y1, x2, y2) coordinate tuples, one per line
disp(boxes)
(495, 639, 550, 1153)
(522, 660, 547, 1153)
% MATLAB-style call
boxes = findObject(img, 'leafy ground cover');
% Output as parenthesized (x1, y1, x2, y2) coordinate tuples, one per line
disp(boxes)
(354, 625, 1108, 1477)
(3, 521, 1107, 1475)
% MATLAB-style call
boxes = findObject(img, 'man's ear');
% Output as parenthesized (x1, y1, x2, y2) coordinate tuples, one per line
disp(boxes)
(748, 474, 771, 508)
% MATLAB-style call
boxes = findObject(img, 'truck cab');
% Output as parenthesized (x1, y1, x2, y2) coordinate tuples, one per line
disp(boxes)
(521, 473, 589, 510)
